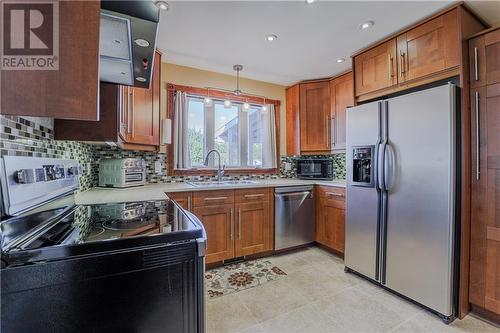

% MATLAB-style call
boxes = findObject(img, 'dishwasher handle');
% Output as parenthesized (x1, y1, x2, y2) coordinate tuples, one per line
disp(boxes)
(275, 191, 313, 199)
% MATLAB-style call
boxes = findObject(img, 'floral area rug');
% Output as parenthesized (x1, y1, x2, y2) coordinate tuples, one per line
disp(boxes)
(205, 259, 287, 299)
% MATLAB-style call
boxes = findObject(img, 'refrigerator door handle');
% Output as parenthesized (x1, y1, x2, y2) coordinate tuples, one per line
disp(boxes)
(384, 143, 396, 191)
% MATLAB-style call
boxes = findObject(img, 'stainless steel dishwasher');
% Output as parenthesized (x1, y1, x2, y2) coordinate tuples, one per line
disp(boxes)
(275, 186, 315, 250)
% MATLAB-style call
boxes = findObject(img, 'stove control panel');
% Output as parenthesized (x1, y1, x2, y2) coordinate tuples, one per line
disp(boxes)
(1, 157, 81, 216)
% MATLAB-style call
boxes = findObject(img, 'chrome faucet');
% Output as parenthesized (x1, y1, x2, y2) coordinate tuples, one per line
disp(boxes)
(204, 149, 225, 182)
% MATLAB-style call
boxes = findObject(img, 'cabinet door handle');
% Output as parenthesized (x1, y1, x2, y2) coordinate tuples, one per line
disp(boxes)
(230, 208, 234, 240)
(388, 54, 393, 80)
(204, 196, 228, 201)
(475, 91, 480, 180)
(238, 208, 242, 240)
(326, 192, 344, 197)
(131, 89, 135, 136)
(474, 47, 479, 81)
(127, 88, 132, 134)
(399, 51, 405, 76)
(187, 195, 191, 210)
(330, 116, 336, 148)
(244, 194, 264, 198)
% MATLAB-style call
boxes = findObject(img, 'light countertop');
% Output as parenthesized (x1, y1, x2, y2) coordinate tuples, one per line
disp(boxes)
(75, 178, 346, 205)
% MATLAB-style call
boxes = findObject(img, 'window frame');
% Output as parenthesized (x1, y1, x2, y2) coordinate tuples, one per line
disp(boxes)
(166, 83, 281, 176)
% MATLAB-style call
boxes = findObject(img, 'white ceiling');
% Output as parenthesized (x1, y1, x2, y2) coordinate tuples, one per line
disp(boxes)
(156, 1, 500, 86)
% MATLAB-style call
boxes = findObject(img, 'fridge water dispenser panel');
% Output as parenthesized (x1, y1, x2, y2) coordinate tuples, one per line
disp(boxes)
(352, 146, 375, 187)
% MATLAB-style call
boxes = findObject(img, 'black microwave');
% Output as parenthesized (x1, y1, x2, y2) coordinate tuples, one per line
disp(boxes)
(296, 158, 334, 180)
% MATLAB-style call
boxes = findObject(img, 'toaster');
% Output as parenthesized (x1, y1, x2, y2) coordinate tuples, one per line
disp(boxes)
(99, 158, 146, 188)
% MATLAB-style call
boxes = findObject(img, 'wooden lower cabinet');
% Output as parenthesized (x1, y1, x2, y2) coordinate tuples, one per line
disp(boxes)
(171, 189, 273, 265)
(235, 201, 273, 257)
(315, 186, 345, 254)
(166, 191, 192, 210)
(193, 204, 235, 264)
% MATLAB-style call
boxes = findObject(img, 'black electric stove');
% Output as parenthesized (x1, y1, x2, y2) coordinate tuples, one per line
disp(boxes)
(1, 199, 204, 267)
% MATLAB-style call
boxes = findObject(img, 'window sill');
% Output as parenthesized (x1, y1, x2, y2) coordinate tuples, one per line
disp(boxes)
(172, 168, 278, 176)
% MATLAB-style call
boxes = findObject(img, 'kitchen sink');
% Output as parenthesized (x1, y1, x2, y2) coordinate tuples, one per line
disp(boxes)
(186, 180, 259, 187)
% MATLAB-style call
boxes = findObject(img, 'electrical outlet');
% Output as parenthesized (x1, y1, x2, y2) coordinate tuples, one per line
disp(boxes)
(154, 161, 162, 174)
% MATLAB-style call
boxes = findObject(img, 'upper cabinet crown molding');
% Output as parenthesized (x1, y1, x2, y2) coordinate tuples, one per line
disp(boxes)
(1, 1, 100, 121)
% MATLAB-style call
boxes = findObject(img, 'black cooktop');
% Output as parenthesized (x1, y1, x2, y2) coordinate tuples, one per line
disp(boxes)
(0, 199, 204, 267)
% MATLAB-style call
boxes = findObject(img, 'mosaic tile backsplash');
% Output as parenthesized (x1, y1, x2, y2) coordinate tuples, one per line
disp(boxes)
(1, 115, 346, 191)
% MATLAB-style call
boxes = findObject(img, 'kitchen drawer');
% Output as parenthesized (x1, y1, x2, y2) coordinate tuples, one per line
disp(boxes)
(193, 190, 235, 207)
(317, 186, 345, 207)
(235, 188, 270, 203)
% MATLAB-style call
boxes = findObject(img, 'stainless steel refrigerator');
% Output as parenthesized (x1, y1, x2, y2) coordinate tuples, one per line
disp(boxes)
(345, 84, 458, 322)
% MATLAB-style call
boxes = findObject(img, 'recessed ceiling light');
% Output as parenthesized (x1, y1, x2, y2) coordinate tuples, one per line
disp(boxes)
(305, 0, 317, 4)
(266, 34, 277, 42)
(336, 58, 346, 63)
(360, 20, 374, 30)
(154, 1, 169, 11)
(134, 38, 150, 47)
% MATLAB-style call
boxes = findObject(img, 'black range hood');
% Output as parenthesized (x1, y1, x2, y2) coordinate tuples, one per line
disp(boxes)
(100, 1, 159, 89)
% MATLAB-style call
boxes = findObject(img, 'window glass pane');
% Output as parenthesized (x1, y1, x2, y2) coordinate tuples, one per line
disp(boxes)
(187, 98, 205, 166)
(214, 102, 240, 166)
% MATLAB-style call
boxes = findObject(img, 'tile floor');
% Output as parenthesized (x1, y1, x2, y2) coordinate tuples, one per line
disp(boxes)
(206, 247, 499, 333)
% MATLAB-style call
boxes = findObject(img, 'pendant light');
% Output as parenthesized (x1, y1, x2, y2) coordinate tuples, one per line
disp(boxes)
(204, 88, 212, 106)
(242, 98, 250, 111)
(261, 98, 268, 113)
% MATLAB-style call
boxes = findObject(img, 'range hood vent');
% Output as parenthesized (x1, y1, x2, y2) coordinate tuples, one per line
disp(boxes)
(99, 1, 159, 88)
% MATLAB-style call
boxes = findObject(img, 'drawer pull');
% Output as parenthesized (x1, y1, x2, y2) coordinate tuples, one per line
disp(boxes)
(204, 196, 228, 201)
(244, 194, 264, 198)
(326, 192, 344, 197)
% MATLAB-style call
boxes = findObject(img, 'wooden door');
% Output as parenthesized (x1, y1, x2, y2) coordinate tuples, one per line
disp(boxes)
(397, 9, 459, 83)
(235, 201, 272, 257)
(193, 204, 234, 264)
(485, 29, 500, 86)
(123, 51, 161, 146)
(299, 81, 331, 152)
(354, 39, 397, 97)
(167, 192, 192, 210)
(1, 1, 100, 120)
(330, 73, 353, 151)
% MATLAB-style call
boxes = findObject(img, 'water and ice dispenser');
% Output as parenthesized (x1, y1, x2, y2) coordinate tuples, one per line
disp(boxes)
(351, 146, 374, 187)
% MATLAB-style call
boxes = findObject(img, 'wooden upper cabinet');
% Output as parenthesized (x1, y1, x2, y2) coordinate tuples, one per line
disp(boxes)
(470, 29, 500, 88)
(397, 9, 459, 83)
(55, 51, 161, 150)
(354, 39, 397, 97)
(330, 73, 353, 151)
(121, 51, 161, 146)
(1, 1, 100, 120)
(299, 81, 331, 152)
(285, 85, 301, 156)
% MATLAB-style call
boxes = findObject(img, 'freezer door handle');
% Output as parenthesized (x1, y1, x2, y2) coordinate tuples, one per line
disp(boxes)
(384, 143, 396, 191)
